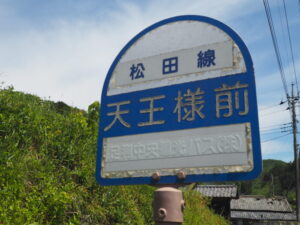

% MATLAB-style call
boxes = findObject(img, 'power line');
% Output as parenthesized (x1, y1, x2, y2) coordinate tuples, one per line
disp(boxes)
(261, 126, 282, 131)
(260, 122, 291, 130)
(262, 132, 291, 143)
(277, 0, 293, 88)
(283, 0, 299, 95)
(263, 0, 289, 98)
(261, 127, 290, 133)
(261, 130, 284, 135)
(261, 123, 292, 134)
(263, 1, 300, 218)
(260, 101, 286, 111)
(260, 108, 288, 117)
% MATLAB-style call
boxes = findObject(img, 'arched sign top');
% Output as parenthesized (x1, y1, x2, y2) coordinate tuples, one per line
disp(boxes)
(103, 15, 253, 97)
(96, 15, 261, 186)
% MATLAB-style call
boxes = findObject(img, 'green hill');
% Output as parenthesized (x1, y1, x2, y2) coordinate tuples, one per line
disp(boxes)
(0, 86, 228, 225)
(237, 159, 296, 208)
(262, 159, 287, 173)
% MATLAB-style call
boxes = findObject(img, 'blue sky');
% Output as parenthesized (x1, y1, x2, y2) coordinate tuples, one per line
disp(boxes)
(0, 0, 300, 162)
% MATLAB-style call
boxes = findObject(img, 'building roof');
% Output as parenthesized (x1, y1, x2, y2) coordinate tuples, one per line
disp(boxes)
(231, 195, 293, 212)
(195, 185, 238, 198)
(230, 211, 296, 221)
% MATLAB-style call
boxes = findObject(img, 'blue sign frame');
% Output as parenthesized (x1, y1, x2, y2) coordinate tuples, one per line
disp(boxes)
(96, 15, 262, 186)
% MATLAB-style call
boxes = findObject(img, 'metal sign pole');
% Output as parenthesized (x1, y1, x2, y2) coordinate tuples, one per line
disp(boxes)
(152, 173, 185, 225)
(153, 187, 184, 225)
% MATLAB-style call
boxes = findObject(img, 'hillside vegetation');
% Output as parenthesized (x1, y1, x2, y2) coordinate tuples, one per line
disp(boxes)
(0, 86, 229, 225)
(237, 159, 296, 207)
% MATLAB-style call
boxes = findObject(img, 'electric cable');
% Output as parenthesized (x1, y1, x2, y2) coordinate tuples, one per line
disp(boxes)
(283, 0, 299, 95)
(260, 108, 288, 117)
(262, 132, 292, 143)
(263, 0, 289, 98)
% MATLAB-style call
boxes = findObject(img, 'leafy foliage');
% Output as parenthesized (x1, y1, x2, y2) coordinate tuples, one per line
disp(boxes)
(236, 159, 297, 208)
(183, 189, 229, 225)
(0, 87, 228, 224)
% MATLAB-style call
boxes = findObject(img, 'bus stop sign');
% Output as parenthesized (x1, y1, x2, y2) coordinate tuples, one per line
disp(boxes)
(96, 15, 262, 186)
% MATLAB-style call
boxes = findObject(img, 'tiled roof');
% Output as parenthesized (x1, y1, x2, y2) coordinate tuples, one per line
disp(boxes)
(231, 211, 296, 221)
(195, 185, 238, 198)
(231, 196, 293, 212)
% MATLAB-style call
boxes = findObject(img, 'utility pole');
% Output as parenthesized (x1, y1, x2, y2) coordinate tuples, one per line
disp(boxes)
(290, 83, 300, 221)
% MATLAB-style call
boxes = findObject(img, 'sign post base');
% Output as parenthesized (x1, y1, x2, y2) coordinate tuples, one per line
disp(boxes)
(153, 187, 185, 225)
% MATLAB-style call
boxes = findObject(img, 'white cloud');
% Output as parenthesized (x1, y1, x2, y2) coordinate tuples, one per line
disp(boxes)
(1, 20, 123, 109)
(0, 0, 269, 110)
(258, 103, 290, 129)
(261, 140, 290, 155)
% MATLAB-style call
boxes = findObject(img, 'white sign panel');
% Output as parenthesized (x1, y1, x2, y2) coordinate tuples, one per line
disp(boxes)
(102, 123, 252, 178)
(114, 41, 233, 87)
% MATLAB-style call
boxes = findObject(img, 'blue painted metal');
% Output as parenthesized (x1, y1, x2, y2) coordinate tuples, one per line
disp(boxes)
(95, 15, 262, 186)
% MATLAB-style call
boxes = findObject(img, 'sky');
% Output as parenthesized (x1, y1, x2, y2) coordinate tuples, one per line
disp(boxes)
(0, 0, 300, 162)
